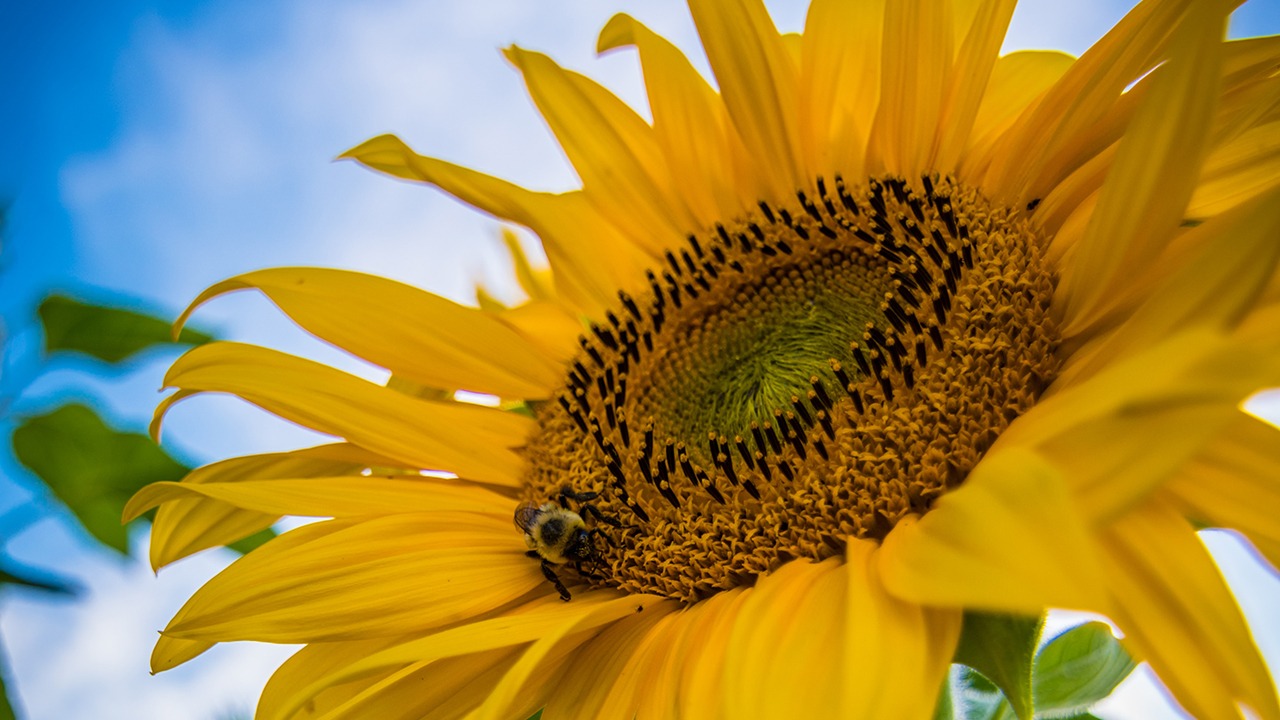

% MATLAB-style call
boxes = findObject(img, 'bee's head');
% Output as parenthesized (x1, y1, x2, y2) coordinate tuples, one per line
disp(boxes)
(563, 528, 597, 563)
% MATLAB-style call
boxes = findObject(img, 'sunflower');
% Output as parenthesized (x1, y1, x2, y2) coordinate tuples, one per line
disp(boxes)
(126, 0, 1280, 717)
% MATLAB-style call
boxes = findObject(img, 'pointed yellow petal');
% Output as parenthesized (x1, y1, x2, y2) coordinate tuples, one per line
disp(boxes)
(688, 0, 804, 198)
(1098, 501, 1280, 720)
(177, 268, 565, 400)
(675, 588, 749, 720)
(273, 592, 666, 720)
(984, 0, 1193, 203)
(469, 595, 676, 720)
(128, 476, 512, 521)
(150, 637, 214, 674)
(257, 636, 411, 720)
(342, 134, 652, 316)
(1067, 184, 1280, 375)
(1009, 331, 1280, 520)
(162, 513, 540, 644)
(145, 443, 391, 571)
(1039, 401, 1240, 526)
(843, 539, 963, 719)
(533, 613, 659, 719)
(495, 300, 582, 366)
(722, 558, 845, 720)
(321, 648, 522, 720)
(933, 0, 1017, 172)
(606, 607, 695, 719)
(1057, 1, 1227, 336)
(503, 46, 693, 247)
(878, 449, 1106, 614)
(154, 342, 532, 486)
(598, 13, 747, 225)
(1188, 121, 1280, 219)
(799, 0, 884, 180)
(867, 0, 953, 176)
(1164, 412, 1280, 572)
(498, 227, 555, 302)
(962, 49, 1076, 183)
(716, 549, 960, 720)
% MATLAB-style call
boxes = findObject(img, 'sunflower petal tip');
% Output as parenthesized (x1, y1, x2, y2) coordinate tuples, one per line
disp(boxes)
(596, 13, 637, 55)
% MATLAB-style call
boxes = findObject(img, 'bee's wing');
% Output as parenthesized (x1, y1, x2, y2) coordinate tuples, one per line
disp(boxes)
(514, 503, 542, 533)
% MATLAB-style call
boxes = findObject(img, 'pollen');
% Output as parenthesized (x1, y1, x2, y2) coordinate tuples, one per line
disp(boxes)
(521, 175, 1061, 601)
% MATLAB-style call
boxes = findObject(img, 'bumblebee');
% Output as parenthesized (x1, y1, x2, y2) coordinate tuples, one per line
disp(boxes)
(515, 486, 620, 601)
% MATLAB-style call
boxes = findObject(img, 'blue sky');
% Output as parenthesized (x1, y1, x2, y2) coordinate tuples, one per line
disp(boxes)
(1, 1, 1278, 717)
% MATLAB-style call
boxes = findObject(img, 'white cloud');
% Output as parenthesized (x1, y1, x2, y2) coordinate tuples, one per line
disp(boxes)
(2, 523, 294, 720)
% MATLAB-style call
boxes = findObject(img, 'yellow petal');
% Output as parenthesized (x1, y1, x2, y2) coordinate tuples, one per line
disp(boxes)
(495, 300, 583, 366)
(867, 0, 953, 176)
(128, 475, 512, 521)
(688, 0, 804, 198)
(498, 227, 555, 302)
(717, 548, 960, 720)
(320, 648, 522, 720)
(503, 46, 693, 248)
(162, 513, 540, 644)
(984, 0, 1193, 203)
(597, 13, 747, 225)
(154, 342, 532, 486)
(675, 588, 749, 720)
(1164, 411, 1280, 572)
(799, 0, 884, 180)
(1065, 184, 1280, 376)
(933, 0, 1017, 172)
(1025, 39, 1280, 246)
(961, 50, 1075, 182)
(1007, 331, 1280, 520)
(722, 558, 845, 720)
(1188, 121, 1280, 219)
(469, 595, 676, 720)
(843, 540, 963, 719)
(145, 443, 392, 571)
(342, 134, 652, 316)
(878, 448, 1106, 614)
(1057, 1, 1227, 336)
(257, 636, 412, 720)
(274, 592, 666, 720)
(150, 637, 214, 674)
(1098, 501, 1280, 720)
(604, 607, 694, 719)
(176, 268, 565, 400)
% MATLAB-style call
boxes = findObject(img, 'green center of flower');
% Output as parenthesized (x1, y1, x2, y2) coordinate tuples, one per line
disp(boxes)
(641, 248, 886, 467)
(522, 174, 1061, 602)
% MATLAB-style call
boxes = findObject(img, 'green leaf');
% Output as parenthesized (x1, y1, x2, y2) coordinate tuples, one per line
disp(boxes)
(525, 711, 543, 720)
(954, 611, 1043, 720)
(11, 404, 190, 554)
(954, 667, 1017, 720)
(227, 527, 278, 556)
(38, 295, 213, 364)
(1033, 622, 1136, 717)
(0, 561, 77, 595)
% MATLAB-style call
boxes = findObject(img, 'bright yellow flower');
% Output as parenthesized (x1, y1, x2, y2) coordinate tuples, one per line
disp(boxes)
(128, 0, 1280, 718)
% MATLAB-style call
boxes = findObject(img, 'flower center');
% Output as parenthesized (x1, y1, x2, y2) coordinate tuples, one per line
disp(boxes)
(521, 175, 1060, 601)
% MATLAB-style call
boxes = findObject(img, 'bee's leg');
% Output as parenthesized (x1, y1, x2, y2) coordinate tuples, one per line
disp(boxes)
(525, 550, 541, 559)
(541, 559, 572, 601)
(558, 486, 599, 505)
(586, 527, 617, 549)
(579, 503, 624, 528)
(574, 559, 604, 581)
